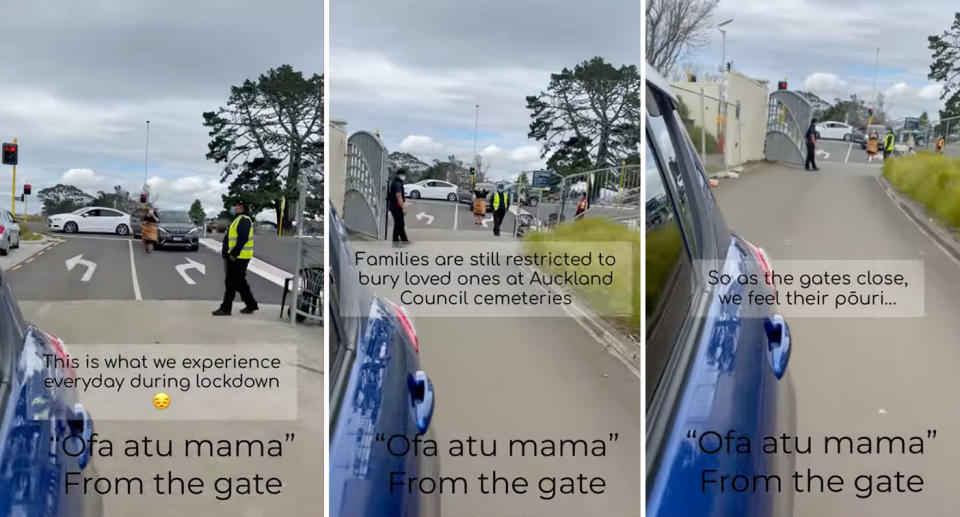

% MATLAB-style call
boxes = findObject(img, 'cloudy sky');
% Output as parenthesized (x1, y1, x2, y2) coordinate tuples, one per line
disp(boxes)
(0, 0, 322, 216)
(331, 0, 641, 181)
(682, 0, 956, 119)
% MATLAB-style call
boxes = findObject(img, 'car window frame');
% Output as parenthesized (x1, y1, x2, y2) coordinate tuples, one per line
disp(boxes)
(644, 83, 727, 483)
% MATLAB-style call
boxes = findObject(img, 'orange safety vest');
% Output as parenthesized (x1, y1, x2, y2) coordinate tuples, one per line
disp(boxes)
(577, 199, 587, 211)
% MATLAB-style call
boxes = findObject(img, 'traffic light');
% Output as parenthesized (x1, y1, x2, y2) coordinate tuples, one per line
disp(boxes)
(777, 81, 788, 91)
(23, 184, 30, 196)
(868, 108, 874, 116)
(2, 143, 17, 165)
(469, 167, 476, 176)
(140, 193, 147, 203)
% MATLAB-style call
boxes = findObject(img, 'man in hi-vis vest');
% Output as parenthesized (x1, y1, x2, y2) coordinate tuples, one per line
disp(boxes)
(213, 201, 259, 316)
(489, 183, 509, 236)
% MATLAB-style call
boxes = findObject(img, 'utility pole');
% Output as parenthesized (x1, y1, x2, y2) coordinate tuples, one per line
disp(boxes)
(10, 137, 17, 214)
(473, 104, 480, 171)
(872, 47, 880, 107)
(143, 121, 150, 207)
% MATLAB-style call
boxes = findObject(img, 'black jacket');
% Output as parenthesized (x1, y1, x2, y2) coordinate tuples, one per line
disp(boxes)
(221, 216, 252, 258)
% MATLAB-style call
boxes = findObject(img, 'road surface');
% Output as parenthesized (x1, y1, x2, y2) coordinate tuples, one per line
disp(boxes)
(713, 161, 960, 516)
(359, 206, 643, 516)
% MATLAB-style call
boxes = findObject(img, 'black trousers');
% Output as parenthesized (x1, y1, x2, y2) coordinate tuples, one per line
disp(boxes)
(883, 150, 891, 160)
(805, 144, 817, 170)
(390, 206, 408, 242)
(221, 258, 257, 311)
(493, 209, 506, 235)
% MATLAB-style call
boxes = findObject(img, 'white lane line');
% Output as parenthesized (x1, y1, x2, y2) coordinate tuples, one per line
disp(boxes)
(876, 176, 960, 269)
(198, 237, 291, 287)
(128, 240, 143, 300)
(845, 143, 852, 163)
(453, 201, 459, 230)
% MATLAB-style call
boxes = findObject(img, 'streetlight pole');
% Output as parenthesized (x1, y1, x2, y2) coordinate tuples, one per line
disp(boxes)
(873, 47, 880, 107)
(473, 104, 480, 171)
(717, 19, 733, 169)
(144, 120, 150, 190)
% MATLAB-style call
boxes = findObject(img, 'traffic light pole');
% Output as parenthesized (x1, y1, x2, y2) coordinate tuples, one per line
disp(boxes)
(10, 138, 17, 214)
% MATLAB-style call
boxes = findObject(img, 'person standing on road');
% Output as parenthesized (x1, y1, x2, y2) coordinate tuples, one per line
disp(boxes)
(805, 118, 819, 171)
(489, 183, 509, 236)
(937, 135, 946, 154)
(883, 129, 896, 161)
(141, 205, 159, 253)
(472, 186, 487, 225)
(866, 130, 880, 162)
(388, 168, 410, 246)
(213, 201, 258, 316)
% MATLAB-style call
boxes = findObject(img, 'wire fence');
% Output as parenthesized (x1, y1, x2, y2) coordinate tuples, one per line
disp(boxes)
(671, 84, 745, 173)
(515, 164, 642, 229)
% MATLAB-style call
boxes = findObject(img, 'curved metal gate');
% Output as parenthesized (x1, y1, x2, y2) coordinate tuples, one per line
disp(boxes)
(764, 90, 812, 166)
(344, 130, 389, 239)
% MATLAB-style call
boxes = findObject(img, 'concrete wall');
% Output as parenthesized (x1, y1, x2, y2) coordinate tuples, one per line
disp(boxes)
(329, 119, 348, 215)
(670, 71, 770, 166)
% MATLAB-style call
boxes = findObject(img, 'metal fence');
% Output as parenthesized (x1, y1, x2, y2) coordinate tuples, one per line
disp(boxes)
(519, 164, 642, 228)
(671, 85, 745, 173)
(284, 165, 323, 326)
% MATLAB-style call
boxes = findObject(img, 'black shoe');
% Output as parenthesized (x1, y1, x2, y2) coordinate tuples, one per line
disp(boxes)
(212, 309, 231, 316)
(240, 306, 258, 314)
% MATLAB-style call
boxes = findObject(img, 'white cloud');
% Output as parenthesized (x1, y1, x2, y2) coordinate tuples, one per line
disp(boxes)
(803, 73, 849, 97)
(919, 84, 942, 101)
(61, 168, 107, 188)
(398, 135, 445, 155)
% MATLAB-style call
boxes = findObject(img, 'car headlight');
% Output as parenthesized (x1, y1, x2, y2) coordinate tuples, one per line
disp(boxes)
(187, 227, 198, 236)
(159, 227, 169, 236)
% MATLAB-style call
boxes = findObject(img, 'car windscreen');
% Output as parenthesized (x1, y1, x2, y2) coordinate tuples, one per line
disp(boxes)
(159, 212, 193, 224)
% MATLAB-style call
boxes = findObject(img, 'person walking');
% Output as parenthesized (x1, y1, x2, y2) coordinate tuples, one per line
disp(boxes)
(141, 204, 159, 253)
(866, 130, 880, 162)
(472, 186, 487, 225)
(883, 128, 896, 161)
(805, 118, 819, 171)
(937, 135, 946, 154)
(212, 201, 258, 316)
(575, 193, 588, 220)
(489, 183, 509, 236)
(388, 168, 410, 246)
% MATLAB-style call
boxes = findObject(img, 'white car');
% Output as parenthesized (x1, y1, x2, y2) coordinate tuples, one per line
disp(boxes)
(0, 210, 21, 256)
(815, 121, 854, 141)
(48, 206, 132, 235)
(404, 179, 459, 201)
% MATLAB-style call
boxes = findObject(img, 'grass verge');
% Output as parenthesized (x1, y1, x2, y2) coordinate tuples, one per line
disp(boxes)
(21, 228, 44, 241)
(883, 152, 960, 228)
(524, 218, 640, 336)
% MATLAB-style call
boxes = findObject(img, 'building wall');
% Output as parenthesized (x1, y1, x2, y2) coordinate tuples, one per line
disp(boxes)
(670, 71, 770, 166)
(329, 119, 348, 215)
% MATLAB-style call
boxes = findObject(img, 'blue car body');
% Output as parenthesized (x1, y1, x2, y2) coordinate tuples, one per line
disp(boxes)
(0, 270, 98, 517)
(328, 206, 438, 517)
(645, 65, 795, 517)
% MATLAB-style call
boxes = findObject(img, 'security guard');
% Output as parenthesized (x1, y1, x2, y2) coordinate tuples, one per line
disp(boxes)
(213, 201, 258, 316)
(883, 129, 896, 161)
(490, 183, 509, 236)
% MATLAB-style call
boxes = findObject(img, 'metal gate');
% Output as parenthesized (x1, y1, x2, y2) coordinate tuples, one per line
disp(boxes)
(531, 164, 642, 226)
(343, 130, 389, 239)
(764, 90, 812, 166)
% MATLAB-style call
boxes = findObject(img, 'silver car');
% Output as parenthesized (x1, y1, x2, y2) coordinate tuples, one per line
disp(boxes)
(0, 210, 21, 256)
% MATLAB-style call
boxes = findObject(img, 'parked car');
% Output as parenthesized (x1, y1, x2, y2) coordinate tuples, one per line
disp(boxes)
(0, 269, 101, 516)
(815, 120, 854, 140)
(404, 179, 459, 201)
(48, 207, 131, 235)
(328, 205, 439, 517)
(205, 218, 229, 233)
(152, 211, 200, 251)
(0, 210, 21, 256)
(646, 64, 795, 517)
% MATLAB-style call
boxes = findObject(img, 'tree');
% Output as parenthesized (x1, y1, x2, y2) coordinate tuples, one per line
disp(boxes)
(920, 111, 930, 126)
(303, 167, 323, 221)
(822, 95, 869, 128)
(93, 185, 138, 213)
(647, 0, 720, 76)
(526, 57, 641, 174)
(188, 199, 206, 225)
(422, 155, 470, 184)
(203, 65, 323, 230)
(38, 184, 95, 215)
(929, 13, 960, 119)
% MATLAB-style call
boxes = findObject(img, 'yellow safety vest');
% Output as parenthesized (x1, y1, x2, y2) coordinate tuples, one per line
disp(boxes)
(884, 134, 895, 151)
(492, 192, 508, 211)
(228, 215, 254, 259)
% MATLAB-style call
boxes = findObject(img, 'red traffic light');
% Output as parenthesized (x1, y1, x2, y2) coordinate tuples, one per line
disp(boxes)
(868, 108, 874, 116)
(23, 184, 31, 195)
(1, 142, 17, 165)
(777, 81, 788, 90)
(140, 193, 147, 203)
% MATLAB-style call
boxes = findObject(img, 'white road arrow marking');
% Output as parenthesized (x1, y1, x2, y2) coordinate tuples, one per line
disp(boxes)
(481, 217, 493, 228)
(415, 212, 435, 225)
(175, 258, 206, 285)
(65, 254, 97, 282)
(817, 149, 830, 160)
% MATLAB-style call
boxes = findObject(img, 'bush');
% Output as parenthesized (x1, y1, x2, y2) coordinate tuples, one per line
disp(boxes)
(524, 218, 641, 332)
(883, 152, 960, 228)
